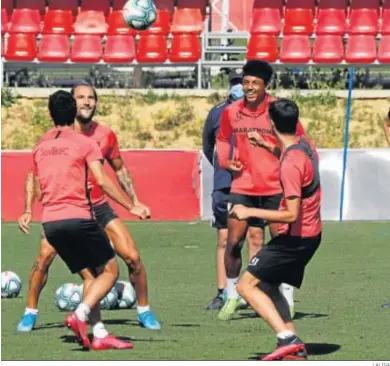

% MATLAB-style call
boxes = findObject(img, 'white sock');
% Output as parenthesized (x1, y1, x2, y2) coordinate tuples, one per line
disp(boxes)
(75, 303, 91, 322)
(92, 322, 109, 339)
(279, 283, 294, 309)
(25, 307, 38, 315)
(277, 330, 295, 339)
(226, 277, 239, 300)
(137, 305, 150, 314)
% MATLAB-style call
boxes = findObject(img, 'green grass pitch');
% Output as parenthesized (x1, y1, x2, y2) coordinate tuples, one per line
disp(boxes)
(1, 221, 390, 360)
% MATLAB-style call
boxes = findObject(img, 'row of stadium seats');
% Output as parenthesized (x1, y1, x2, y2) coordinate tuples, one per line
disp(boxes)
(3, 33, 389, 64)
(2, 34, 201, 63)
(251, 0, 390, 36)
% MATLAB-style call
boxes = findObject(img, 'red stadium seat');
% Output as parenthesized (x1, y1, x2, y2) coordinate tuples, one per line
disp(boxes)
(246, 34, 278, 62)
(378, 35, 390, 62)
(176, 0, 208, 17)
(38, 34, 70, 62)
(250, 1, 282, 36)
(43, 10, 73, 35)
(253, 0, 283, 12)
(15, 0, 46, 16)
(381, 0, 390, 34)
(345, 35, 377, 63)
(136, 34, 168, 63)
(279, 35, 311, 63)
(71, 34, 103, 62)
(107, 10, 137, 35)
(9, 9, 41, 34)
(103, 35, 135, 63)
(153, 0, 175, 15)
(284, 0, 315, 35)
(312, 35, 344, 63)
(48, 0, 79, 18)
(5, 33, 36, 61)
(80, 0, 110, 18)
(349, 0, 379, 35)
(112, 0, 127, 10)
(73, 11, 108, 35)
(171, 8, 203, 34)
(138, 9, 171, 35)
(169, 34, 201, 62)
(316, 0, 347, 35)
(2, 9, 8, 35)
(2, 0, 13, 16)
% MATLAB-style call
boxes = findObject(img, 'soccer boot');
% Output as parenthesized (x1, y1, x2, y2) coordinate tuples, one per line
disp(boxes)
(92, 334, 133, 350)
(218, 297, 241, 320)
(16, 312, 37, 332)
(64, 313, 91, 350)
(137, 310, 161, 330)
(206, 293, 225, 310)
(261, 335, 307, 361)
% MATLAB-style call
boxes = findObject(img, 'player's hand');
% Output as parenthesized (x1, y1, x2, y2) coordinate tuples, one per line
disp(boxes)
(225, 160, 243, 173)
(248, 131, 265, 147)
(130, 203, 151, 220)
(87, 182, 94, 192)
(230, 204, 251, 220)
(18, 212, 32, 234)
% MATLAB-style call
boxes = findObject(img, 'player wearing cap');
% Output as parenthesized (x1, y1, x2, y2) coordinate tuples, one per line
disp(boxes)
(231, 99, 321, 361)
(216, 60, 306, 321)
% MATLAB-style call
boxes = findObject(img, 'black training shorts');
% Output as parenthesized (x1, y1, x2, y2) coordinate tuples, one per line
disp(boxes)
(246, 233, 321, 288)
(211, 188, 230, 229)
(93, 202, 118, 229)
(228, 193, 282, 228)
(43, 219, 115, 274)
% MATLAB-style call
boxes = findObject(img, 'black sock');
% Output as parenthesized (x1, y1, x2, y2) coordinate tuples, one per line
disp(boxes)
(217, 288, 224, 296)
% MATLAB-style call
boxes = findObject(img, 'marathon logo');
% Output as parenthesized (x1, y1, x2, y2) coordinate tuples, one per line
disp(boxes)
(40, 147, 70, 157)
(233, 127, 273, 135)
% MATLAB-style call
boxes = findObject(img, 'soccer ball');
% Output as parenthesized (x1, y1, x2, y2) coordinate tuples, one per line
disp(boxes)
(114, 281, 137, 309)
(1, 271, 22, 298)
(55, 283, 82, 311)
(100, 287, 119, 310)
(122, 0, 157, 30)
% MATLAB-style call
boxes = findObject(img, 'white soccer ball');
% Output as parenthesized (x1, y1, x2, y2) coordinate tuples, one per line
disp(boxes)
(55, 283, 82, 311)
(114, 281, 137, 309)
(122, 0, 157, 30)
(100, 287, 119, 310)
(1, 271, 22, 298)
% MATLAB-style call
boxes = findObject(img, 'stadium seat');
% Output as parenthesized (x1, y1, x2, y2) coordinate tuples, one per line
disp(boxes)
(15, 0, 46, 17)
(153, 0, 175, 15)
(107, 10, 137, 35)
(169, 34, 201, 62)
(112, 0, 127, 10)
(103, 35, 135, 63)
(71, 34, 103, 62)
(42, 10, 73, 35)
(136, 34, 168, 63)
(2, 0, 13, 16)
(138, 9, 171, 35)
(246, 34, 278, 62)
(48, 0, 79, 18)
(80, 0, 110, 18)
(176, 0, 208, 17)
(345, 35, 377, 63)
(9, 9, 41, 34)
(316, 0, 347, 35)
(349, 0, 379, 35)
(284, 0, 315, 35)
(5, 33, 37, 61)
(381, 0, 390, 34)
(38, 34, 70, 62)
(2, 9, 8, 35)
(378, 35, 390, 62)
(279, 35, 311, 63)
(73, 11, 108, 35)
(312, 35, 344, 63)
(171, 8, 203, 34)
(250, 0, 283, 36)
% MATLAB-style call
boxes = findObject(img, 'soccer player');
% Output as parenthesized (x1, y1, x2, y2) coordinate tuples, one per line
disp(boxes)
(231, 99, 322, 361)
(25, 90, 137, 350)
(202, 69, 264, 310)
(17, 83, 161, 332)
(216, 60, 305, 320)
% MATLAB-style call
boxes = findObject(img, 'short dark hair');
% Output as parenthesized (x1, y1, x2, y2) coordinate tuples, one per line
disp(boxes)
(268, 99, 299, 135)
(70, 81, 98, 101)
(48, 90, 77, 126)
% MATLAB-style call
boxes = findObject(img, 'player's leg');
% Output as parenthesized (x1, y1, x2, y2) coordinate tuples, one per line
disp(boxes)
(247, 226, 264, 261)
(16, 235, 57, 332)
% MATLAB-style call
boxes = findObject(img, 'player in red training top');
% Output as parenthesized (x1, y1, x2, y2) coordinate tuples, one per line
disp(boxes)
(17, 83, 161, 333)
(27, 90, 136, 350)
(216, 60, 306, 320)
(230, 99, 322, 361)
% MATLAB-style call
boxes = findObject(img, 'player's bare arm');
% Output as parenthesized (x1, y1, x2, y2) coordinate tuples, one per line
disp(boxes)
(18, 171, 40, 234)
(248, 131, 281, 158)
(231, 196, 301, 224)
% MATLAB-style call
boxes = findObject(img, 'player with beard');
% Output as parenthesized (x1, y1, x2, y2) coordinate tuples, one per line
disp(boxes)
(17, 83, 161, 333)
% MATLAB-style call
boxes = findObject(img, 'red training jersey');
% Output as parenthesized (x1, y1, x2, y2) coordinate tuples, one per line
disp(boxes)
(32, 126, 103, 223)
(277, 136, 322, 238)
(216, 95, 305, 196)
(82, 121, 121, 206)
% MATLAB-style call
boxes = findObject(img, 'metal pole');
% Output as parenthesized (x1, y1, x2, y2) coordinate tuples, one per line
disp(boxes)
(221, 0, 229, 47)
(339, 67, 354, 222)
